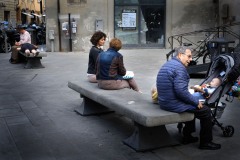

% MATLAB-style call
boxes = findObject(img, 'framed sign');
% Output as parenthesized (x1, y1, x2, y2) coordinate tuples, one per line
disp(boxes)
(122, 9, 136, 30)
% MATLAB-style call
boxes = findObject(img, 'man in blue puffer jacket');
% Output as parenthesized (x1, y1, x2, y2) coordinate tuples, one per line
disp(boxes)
(157, 46, 221, 150)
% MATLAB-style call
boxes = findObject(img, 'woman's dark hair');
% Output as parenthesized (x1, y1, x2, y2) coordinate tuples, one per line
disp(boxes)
(109, 38, 122, 51)
(90, 31, 106, 46)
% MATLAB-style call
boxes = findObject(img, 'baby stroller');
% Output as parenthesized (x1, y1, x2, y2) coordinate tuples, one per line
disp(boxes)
(197, 54, 235, 137)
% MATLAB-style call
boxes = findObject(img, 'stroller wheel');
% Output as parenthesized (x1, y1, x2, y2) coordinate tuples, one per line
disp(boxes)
(223, 125, 234, 137)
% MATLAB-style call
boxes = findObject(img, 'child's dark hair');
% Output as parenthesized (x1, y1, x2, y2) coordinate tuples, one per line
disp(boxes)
(90, 31, 106, 46)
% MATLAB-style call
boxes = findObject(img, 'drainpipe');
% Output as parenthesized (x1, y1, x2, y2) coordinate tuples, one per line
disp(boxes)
(57, 0, 62, 51)
(40, 0, 43, 14)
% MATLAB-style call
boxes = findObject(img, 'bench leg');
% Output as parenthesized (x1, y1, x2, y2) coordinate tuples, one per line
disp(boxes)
(24, 57, 44, 69)
(75, 96, 113, 116)
(123, 123, 179, 152)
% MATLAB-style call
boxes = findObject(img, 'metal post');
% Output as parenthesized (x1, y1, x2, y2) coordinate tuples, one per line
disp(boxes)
(180, 36, 183, 46)
(51, 40, 54, 52)
(68, 13, 72, 52)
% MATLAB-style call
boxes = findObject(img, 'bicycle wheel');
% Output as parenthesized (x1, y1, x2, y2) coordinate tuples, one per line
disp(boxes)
(203, 52, 211, 63)
(191, 50, 199, 59)
(1, 43, 11, 53)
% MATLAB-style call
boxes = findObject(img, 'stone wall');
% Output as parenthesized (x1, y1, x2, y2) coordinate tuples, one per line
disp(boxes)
(165, 0, 218, 48)
(46, 0, 113, 52)
(0, 0, 16, 25)
(219, 0, 240, 45)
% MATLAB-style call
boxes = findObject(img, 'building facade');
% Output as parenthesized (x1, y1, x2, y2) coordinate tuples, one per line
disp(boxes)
(46, 0, 226, 52)
(2, 0, 239, 52)
(0, 0, 18, 25)
(0, 0, 45, 26)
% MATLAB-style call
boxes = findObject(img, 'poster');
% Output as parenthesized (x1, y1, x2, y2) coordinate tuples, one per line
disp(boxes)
(122, 9, 136, 30)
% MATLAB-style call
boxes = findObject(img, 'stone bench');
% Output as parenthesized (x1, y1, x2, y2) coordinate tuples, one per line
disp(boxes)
(68, 79, 194, 151)
(19, 51, 47, 69)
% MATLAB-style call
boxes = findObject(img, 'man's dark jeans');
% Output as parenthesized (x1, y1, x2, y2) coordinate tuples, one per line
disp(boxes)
(184, 105, 213, 144)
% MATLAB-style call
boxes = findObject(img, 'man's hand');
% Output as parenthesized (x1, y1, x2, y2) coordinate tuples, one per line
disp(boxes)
(197, 101, 203, 109)
(15, 42, 21, 46)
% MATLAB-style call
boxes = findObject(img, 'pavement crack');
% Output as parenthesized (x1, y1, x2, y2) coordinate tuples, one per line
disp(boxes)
(30, 74, 38, 82)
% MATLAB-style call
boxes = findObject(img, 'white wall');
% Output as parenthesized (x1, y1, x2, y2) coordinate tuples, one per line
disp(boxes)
(219, 0, 240, 45)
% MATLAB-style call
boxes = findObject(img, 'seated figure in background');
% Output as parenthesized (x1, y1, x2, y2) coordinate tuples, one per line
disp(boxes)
(17, 43, 39, 57)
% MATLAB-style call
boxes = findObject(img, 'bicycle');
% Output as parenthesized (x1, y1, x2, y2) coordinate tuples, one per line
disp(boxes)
(166, 33, 216, 65)
(0, 22, 12, 53)
(190, 40, 212, 64)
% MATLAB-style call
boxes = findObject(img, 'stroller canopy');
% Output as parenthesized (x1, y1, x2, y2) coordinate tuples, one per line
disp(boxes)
(206, 54, 234, 81)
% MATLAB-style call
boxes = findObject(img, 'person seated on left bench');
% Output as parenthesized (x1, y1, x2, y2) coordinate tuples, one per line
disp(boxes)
(17, 43, 39, 57)
(10, 25, 31, 64)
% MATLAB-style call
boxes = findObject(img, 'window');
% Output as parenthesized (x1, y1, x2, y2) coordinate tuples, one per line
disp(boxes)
(115, 0, 139, 5)
(4, 11, 10, 21)
(67, 0, 87, 5)
(114, 0, 166, 47)
(115, 0, 165, 5)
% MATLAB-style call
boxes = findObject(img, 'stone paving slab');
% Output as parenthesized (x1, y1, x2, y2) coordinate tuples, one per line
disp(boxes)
(0, 119, 22, 160)
(5, 115, 31, 126)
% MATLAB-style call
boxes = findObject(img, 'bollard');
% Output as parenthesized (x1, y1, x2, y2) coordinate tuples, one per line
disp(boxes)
(4, 30, 8, 53)
(51, 40, 54, 52)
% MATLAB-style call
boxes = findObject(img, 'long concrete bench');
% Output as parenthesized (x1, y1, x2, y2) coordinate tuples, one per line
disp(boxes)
(68, 79, 194, 151)
(19, 51, 47, 69)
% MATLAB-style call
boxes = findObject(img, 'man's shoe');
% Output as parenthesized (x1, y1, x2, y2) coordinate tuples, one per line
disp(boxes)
(10, 60, 19, 64)
(199, 142, 221, 150)
(182, 136, 199, 144)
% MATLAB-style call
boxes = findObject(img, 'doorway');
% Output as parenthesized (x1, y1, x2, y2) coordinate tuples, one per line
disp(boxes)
(114, 0, 166, 48)
(141, 6, 164, 45)
(4, 11, 10, 21)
